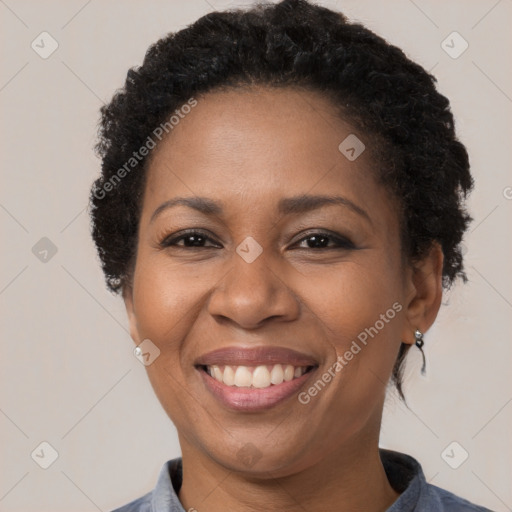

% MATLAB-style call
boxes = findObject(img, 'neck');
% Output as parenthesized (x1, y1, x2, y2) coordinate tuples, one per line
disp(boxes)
(178, 434, 399, 512)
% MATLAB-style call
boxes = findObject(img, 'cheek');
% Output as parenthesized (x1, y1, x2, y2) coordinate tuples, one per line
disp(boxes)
(130, 257, 207, 428)
(304, 257, 403, 333)
(132, 255, 208, 339)
(132, 244, 404, 355)
(302, 257, 404, 390)
(130, 257, 202, 397)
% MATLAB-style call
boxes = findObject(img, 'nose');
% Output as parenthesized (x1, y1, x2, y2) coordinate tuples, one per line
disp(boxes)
(207, 249, 300, 330)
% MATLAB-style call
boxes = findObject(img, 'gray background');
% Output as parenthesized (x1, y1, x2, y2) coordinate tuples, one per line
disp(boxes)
(1, 0, 511, 511)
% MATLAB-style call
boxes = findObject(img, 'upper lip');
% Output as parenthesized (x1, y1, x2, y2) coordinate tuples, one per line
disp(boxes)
(195, 346, 319, 367)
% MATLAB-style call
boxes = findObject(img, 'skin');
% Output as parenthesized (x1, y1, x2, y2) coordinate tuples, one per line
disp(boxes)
(124, 86, 443, 512)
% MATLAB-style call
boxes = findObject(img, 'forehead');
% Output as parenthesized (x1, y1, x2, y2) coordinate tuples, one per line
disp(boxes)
(142, 86, 393, 223)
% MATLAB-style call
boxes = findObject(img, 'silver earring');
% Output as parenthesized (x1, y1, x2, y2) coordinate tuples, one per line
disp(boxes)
(414, 329, 424, 348)
(414, 329, 426, 374)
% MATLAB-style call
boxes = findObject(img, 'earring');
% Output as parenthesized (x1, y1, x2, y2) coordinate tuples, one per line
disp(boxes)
(414, 329, 426, 375)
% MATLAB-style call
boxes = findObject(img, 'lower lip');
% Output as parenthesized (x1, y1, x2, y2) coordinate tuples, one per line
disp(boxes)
(199, 368, 316, 412)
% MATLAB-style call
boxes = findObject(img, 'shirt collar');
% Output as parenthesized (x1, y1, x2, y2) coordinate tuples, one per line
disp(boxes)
(150, 449, 429, 512)
(381, 449, 424, 511)
(150, 458, 185, 512)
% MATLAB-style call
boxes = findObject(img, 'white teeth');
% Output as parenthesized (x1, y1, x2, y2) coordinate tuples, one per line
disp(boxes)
(270, 364, 284, 385)
(222, 365, 235, 386)
(212, 365, 223, 381)
(283, 365, 294, 381)
(252, 366, 271, 388)
(234, 366, 252, 387)
(207, 363, 309, 388)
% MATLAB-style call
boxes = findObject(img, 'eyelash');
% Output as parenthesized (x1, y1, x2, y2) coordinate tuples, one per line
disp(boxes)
(159, 229, 356, 251)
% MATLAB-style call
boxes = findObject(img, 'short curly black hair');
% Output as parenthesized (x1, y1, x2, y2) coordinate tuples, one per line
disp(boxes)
(89, 0, 473, 400)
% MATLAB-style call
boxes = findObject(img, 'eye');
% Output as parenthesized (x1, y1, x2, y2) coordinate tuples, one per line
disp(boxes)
(293, 231, 356, 250)
(159, 229, 355, 251)
(160, 229, 221, 249)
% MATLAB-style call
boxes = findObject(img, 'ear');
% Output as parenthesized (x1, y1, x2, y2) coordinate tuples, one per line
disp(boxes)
(401, 242, 444, 345)
(123, 284, 141, 345)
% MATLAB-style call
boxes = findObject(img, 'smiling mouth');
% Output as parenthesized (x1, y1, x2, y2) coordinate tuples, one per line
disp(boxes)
(194, 346, 320, 410)
(198, 363, 316, 389)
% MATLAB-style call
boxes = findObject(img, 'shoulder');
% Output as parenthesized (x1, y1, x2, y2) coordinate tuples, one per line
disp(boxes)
(380, 449, 495, 512)
(109, 458, 184, 512)
(426, 483, 495, 512)
(110, 491, 152, 512)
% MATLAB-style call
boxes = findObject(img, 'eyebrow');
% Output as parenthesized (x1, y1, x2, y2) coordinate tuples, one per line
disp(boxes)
(150, 194, 371, 224)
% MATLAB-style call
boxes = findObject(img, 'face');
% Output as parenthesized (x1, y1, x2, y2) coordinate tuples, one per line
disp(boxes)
(124, 86, 435, 477)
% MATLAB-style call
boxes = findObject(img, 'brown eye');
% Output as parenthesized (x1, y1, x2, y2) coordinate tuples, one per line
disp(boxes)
(160, 230, 221, 249)
(294, 231, 355, 250)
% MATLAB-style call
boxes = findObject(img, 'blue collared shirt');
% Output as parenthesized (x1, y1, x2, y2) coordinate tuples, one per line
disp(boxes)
(111, 449, 495, 511)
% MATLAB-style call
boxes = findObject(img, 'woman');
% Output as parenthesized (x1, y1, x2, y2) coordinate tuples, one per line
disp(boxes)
(90, 1, 493, 510)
